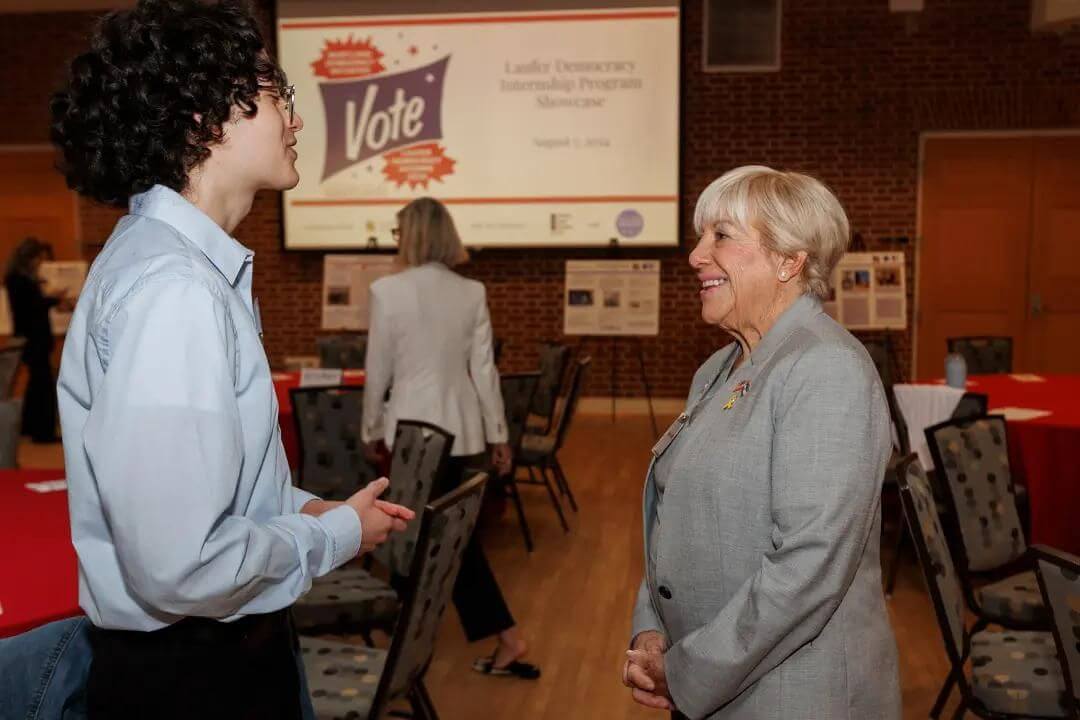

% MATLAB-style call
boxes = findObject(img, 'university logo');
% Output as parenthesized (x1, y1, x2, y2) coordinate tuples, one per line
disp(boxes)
(314, 37, 456, 188)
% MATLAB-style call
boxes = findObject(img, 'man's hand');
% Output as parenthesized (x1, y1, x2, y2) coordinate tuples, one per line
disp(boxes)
(344, 477, 415, 553)
(363, 440, 382, 464)
(623, 631, 673, 711)
(491, 443, 513, 476)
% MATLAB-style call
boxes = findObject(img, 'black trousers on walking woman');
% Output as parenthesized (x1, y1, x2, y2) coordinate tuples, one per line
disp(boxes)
(21, 345, 58, 442)
(436, 455, 516, 643)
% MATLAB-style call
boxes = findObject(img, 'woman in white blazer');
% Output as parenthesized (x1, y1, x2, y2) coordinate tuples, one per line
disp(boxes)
(362, 197, 539, 679)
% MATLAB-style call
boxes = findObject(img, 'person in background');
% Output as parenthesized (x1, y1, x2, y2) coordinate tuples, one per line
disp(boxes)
(623, 166, 900, 719)
(363, 197, 540, 680)
(50, 1, 413, 717)
(4, 236, 69, 442)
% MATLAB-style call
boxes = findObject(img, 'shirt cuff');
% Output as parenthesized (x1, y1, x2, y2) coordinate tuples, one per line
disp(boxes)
(316, 504, 363, 573)
(291, 486, 320, 514)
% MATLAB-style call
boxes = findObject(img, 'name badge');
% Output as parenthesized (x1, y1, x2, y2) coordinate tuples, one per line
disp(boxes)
(651, 412, 689, 458)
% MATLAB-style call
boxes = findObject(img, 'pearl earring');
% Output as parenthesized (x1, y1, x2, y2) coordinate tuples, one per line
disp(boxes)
(779, 272, 787, 280)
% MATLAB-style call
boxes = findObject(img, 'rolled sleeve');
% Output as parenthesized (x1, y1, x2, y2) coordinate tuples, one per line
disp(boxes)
(315, 505, 363, 573)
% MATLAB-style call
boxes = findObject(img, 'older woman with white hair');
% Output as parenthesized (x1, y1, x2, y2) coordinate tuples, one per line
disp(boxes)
(622, 166, 900, 719)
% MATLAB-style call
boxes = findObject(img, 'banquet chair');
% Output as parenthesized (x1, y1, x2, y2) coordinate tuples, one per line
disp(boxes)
(898, 456, 1067, 720)
(951, 392, 988, 420)
(527, 342, 571, 435)
(0, 338, 24, 399)
(517, 356, 591, 536)
(947, 336, 1013, 374)
(316, 333, 367, 370)
(925, 415, 1048, 631)
(293, 421, 454, 638)
(301, 474, 488, 720)
(497, 372, 541, 551)
(290, 386, 377, 500)
(1031, 545, 1080, 718)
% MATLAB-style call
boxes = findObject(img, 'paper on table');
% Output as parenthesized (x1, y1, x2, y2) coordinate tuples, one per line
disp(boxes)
(1009, 374, 1046, 383)
(990, 407, 1052, 422)
(24, 479, 67, 493)
(300, 368, 344, 388)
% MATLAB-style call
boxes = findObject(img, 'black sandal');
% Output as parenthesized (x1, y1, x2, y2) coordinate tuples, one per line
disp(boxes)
(472, 653, 541, 680)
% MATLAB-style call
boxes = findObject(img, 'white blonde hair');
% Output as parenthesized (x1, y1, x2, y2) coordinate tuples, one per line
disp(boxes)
(693, 165, 850, 300)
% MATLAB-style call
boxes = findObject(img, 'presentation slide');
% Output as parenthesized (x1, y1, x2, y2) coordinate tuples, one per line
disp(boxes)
(277, 1, 680, 250)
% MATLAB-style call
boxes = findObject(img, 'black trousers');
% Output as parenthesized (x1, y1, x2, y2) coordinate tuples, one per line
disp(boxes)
(439, 455, 516, 643)
(86, 610, 302, 720)
(21, 349, 57, 442)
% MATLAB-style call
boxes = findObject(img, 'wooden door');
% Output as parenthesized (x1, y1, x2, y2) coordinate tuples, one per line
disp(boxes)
(916, 137, 1033, 379)
(1026, 135, 1080, 373)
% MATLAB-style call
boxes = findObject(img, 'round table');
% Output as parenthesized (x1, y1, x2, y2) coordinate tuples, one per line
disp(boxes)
(968, 374, 1080, 555)
(272, 370, 365, 469)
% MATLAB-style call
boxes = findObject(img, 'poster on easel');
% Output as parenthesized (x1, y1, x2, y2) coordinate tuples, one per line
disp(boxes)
(563, 260, 660, 336)
(321, 254, 397, 330)
(40, 261, 87, 335)
(824, 252, 906, 330)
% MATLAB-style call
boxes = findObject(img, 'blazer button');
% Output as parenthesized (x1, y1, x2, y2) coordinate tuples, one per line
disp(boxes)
(658, 586, 672, 600)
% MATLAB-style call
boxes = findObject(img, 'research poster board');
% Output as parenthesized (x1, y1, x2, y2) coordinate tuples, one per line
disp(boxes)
(277, 1, 680, 249)
(40, 261, 87, 335)
(322, 254, 398, 330)
(563, 259, 660, 336)
(824, 252, 907, 330)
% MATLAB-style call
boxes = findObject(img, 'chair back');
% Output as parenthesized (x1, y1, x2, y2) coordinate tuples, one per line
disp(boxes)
(552, 356, 590, 452)
(1032, 545, 1080, 715)
(897, 455, 968, 665)
(371, 473, 489, 715)
(289, 386, 376, 499)
(947, 336, 1013, 374)
(925, 415, 1025, 572)
(0, 340, 24, 399)
(369, 420, 454, 576)
(316, 333, 367, 369)
(0, 399, 20, 468)
(500, 372, 541, 452)
(951, 392, 988, 420)
(531, 343, 571, 421)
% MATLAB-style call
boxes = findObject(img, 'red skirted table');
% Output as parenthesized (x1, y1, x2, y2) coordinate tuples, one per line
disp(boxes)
(967, 374, 1080, 556)
(272, 370, 365, 469)
(0, 469, 79, 638)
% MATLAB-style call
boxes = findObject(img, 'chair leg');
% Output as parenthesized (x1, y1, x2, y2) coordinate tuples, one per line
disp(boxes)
(949, 699, 966, 720)
(505, 472, 534, 553)
(884, 519, 908, 597)
(531, 465, 569, 533)
(931, 667, 957, 720)
(552, 457, 578, 513)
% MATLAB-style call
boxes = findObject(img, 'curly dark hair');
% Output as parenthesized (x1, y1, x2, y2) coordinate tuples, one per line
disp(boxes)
(50, 0, 286, 207)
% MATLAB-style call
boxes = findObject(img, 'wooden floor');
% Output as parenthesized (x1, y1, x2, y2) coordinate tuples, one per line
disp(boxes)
(20, 412, 959, 718)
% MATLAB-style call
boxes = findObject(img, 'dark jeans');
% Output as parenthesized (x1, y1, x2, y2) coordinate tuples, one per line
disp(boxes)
(439, 455, 516, 643)
(86, 610, 303, 720)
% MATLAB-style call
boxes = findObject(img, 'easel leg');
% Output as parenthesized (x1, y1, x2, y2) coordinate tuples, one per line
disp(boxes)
(610, 337, 617, 423)
(635, 338, 659, 437)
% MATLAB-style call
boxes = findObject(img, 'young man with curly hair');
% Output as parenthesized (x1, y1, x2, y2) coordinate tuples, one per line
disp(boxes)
(50, 1, 413, 717)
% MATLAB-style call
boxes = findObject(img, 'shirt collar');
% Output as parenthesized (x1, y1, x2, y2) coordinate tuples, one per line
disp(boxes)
(129, 185, 253, 286)
(744, 294, 823, 368)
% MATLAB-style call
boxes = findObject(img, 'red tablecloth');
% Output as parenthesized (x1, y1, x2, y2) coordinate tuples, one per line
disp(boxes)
(0, 469, 79, 638)
(964, 374, 1080, 555)
(272, 371, 365, 469)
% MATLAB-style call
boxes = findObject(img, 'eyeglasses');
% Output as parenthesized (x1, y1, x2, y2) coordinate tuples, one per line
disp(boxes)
(391, 227, 401, 240)
(280, 84, 296, 124)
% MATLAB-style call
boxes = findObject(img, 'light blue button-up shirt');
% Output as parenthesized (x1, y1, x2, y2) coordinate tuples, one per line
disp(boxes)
(57, 185, 362, 631)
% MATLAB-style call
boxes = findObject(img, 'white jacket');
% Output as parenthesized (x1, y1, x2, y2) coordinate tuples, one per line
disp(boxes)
(362, 262, 507, 457)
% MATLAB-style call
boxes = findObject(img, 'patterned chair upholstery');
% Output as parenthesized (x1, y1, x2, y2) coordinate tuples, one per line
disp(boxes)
(499, 372, 541, 552)
(926, 416, 1046, 626)
(947, 336, 1013, 375)
(898, 456, 1067, 719)
(528, 343, 570, 434)
(0, 340, 24, 399)
(294, 421, 454, 635)
(317, 334, 368, 370)
(302, 474, 489, 720)
(291, 386, 377, 500)
(1033, 545, 1080, 717)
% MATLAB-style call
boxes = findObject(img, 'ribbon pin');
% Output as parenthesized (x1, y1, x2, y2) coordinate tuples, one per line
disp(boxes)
(723, 380, 751, 411)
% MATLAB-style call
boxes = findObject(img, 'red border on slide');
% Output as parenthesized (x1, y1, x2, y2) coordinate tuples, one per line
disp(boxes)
(280, 10, 679, 30)
(289, 196, 678, 206)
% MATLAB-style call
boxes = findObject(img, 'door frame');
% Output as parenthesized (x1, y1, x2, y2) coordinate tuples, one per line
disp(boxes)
(913, 129, 1080, 378)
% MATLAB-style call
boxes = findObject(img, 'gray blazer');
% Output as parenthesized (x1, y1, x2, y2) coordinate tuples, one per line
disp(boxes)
(632, 295, 900, 720)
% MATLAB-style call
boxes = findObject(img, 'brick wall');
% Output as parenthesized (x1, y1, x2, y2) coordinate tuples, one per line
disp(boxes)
(3, 1, 1078, 396)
